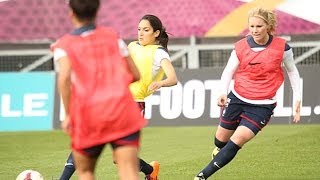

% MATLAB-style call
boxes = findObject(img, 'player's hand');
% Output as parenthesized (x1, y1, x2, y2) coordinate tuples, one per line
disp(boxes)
(293, 100, 301, 123)
(148, 81, 163, 92)
(217, 94, 228, 107)
(61, 114, 71, 135)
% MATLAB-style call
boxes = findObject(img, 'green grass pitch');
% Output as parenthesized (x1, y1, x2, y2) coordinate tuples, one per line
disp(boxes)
(1, 124, 319, 179)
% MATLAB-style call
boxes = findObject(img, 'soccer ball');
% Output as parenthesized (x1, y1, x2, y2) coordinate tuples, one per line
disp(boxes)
(16, 170, 44, 180)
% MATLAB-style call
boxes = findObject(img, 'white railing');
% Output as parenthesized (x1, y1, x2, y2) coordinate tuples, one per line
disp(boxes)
(0, 37, 319, 72)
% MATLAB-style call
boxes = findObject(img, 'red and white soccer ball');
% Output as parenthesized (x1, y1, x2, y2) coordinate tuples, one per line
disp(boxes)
(16, 170, 44, 180)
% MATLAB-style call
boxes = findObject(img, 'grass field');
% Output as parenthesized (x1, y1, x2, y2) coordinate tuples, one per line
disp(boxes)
(1, 124, 320, 180)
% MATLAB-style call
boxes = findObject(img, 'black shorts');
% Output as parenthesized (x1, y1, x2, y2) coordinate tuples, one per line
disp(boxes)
(78, 131, 140, 158)
(219, 92, 276, 135)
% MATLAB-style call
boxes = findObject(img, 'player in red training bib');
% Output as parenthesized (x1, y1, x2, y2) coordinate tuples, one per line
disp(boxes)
(51, 0, 147, 179)
(195, 7, 301, 180)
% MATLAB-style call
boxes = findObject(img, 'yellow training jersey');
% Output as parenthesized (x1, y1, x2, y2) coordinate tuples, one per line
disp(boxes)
(128, 41, 166, 101)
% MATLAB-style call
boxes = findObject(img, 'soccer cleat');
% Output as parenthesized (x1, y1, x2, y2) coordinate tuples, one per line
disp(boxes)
(194, 176, 206, 180)
(211, 146, 220, 159)
(145, 161, 160, 180)
(194, 173, 206, 180)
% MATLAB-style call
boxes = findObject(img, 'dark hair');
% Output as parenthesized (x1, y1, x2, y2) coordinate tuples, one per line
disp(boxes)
(69, 0, 100, 22)
(140, 14, 169, 51)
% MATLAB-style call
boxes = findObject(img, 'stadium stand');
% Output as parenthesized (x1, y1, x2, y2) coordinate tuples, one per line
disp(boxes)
(0, 0, 319, 41)
(0, 0, 319, 71)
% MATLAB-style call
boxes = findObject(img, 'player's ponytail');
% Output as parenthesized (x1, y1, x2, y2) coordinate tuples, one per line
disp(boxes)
(159, 27, 169, 51)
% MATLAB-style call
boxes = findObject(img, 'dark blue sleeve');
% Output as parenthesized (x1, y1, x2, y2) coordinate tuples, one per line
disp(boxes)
(285, 43, 291, 51)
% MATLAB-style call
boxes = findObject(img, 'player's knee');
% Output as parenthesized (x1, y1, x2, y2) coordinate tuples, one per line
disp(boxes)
(230, 132, 254, 147)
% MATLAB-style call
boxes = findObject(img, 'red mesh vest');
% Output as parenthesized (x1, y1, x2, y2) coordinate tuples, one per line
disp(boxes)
(234, 37, 285, 100)
(52, 27, 147, 149)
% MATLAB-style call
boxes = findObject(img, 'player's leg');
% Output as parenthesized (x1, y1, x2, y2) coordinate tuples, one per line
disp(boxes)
(111, 131, 141, 180)
(114, 146, 139, 180)
(204, 109, 271, 176)
(72, 151, 97, 180)
(195, 103, 275, 179)
(195, 126, 253, 180)
(212, 126, 234, 159)
(139, 158, 153, 174)
(111, 133, 158, 178)
(115, 156, 158, 179)
(135, 102, 160, 179)
(195, 92, 243, 179)
(59, 152, 76, 180)
(72, 144, 105, 180)
(142, 159, 160, 180)
(211, 94, 241, 158)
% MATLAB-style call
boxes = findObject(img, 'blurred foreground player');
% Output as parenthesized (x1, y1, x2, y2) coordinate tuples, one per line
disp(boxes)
(52, 0, 147, 179)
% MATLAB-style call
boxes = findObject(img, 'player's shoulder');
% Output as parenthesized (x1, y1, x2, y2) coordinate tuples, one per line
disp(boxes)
(272, 36, 291, 51)
(51, 34, 73, 51)
(155, 47, 169, 56)
(157, 46, 167, 52)
(96, 26, 120, 38)
(128, 41, 140, 50)
(284, 43, 291, 51)
(128, 41, 139, 46)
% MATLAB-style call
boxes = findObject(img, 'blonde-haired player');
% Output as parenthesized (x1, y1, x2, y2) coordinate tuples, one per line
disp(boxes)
(195, 7, 301, 179)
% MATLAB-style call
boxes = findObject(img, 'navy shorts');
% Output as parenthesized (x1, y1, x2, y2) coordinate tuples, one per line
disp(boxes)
(78, 102, 144, 158)
(79, 131, 141, 158)
(219, 92, 276, 135)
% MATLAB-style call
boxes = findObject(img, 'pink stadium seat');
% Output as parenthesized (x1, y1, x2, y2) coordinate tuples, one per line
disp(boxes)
(0, 0, 319, 41)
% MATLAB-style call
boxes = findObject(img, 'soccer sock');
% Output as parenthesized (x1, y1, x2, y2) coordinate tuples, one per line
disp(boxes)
(139, 158, 153, 175)
(59, 153, 76, 180)
(197, 140, 241, 179)
(214, 136, 227, 149)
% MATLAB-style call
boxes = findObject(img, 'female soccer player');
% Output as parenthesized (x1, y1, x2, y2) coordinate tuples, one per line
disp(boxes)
(52, 0, 147, 179)
(128, 14, 178, 180)
(194, 7, 301, 180)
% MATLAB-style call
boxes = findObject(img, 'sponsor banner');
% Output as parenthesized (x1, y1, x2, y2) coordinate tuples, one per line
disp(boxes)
(56, 66, 320, 127)
(0, 72, 55, 131)
(145, 67, 320, 126)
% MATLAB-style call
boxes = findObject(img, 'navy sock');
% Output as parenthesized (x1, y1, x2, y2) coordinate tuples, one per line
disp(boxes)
(139, 158, 153, 175)
(214, 137, 227, 149)
(59, 153, 76, 180)
(197, 140, 241, 179)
